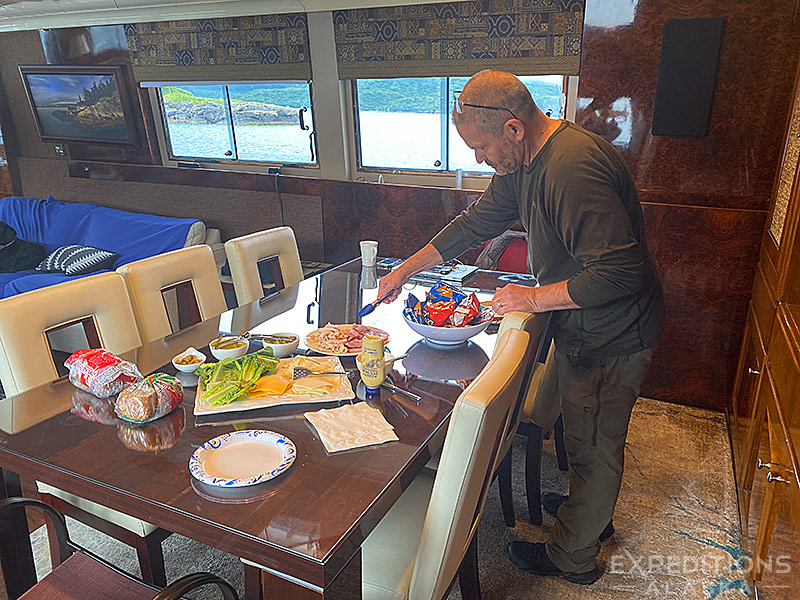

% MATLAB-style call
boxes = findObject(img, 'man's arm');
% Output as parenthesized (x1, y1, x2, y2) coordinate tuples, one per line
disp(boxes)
(491, 280, 578, 315)
(376, 243, 443, 303)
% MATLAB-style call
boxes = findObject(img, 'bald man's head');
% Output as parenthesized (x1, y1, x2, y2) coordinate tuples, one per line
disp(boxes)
(453, 70, 538, 133)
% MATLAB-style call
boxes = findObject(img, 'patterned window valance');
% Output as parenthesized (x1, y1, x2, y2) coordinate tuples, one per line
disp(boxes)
(333, 0, 585, 80)
(124, 15, 311, 82)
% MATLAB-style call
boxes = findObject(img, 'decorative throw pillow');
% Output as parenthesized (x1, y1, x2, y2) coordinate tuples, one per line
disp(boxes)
(36, 244, 120, 276)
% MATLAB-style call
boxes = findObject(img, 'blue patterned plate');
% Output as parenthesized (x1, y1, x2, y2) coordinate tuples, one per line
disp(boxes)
(189, 430, 296, 487)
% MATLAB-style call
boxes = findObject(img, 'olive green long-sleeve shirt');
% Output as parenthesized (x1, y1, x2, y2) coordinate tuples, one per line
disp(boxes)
(432, 121, 664, 358)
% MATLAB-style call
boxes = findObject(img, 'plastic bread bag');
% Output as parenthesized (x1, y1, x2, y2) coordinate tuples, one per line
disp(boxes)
(117, 406, 186, 453)
(115, 373, 184, 423)
(65, 348, 143, 398)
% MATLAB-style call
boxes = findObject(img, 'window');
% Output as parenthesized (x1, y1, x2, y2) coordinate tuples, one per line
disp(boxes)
(154, 82, 317, 166)
(354, 75, 565, 174)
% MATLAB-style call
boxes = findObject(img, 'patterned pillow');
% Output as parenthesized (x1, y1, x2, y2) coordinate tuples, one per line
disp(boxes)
(36, 245, 120, 276)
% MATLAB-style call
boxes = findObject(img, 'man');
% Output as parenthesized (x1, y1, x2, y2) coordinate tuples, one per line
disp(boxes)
(377, 70, 664, 584)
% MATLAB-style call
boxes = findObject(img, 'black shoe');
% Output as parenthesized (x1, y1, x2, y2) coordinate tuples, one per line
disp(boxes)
(507, 541, 599, 585)
(540, 492, 616, 542)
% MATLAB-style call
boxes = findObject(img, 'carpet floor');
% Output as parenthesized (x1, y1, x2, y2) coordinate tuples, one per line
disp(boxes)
(12, 397, 748, 599)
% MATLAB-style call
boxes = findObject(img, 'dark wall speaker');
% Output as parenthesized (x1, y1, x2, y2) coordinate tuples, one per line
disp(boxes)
(652, 17, 725, 137)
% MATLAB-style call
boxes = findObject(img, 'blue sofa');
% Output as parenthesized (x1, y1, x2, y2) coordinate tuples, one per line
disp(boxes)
(0, 196, 210, 299)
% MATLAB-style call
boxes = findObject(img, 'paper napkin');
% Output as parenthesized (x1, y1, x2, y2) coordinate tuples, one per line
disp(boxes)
(304, 402, 398, 453)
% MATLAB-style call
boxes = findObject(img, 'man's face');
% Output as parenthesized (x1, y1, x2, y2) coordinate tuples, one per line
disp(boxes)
(455, 120, 524, 175)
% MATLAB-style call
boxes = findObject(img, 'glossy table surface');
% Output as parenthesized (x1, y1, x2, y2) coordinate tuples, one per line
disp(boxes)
(0, 260, 534, 595)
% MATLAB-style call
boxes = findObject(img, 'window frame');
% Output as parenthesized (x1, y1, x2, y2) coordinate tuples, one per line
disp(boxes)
(148, 81, 321, 175)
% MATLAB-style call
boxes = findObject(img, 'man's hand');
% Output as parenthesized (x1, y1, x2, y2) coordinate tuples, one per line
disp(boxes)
(377, 267, 410, 303)
(491, 280, 579, 315)
(491, 284, 538, 315)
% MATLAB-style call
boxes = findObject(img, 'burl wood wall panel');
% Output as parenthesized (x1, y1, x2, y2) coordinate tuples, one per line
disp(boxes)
(575, 0, 800, 409)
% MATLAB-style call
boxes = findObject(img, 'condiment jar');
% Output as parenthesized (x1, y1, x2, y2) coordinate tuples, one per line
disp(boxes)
(359, 335, 385, 395)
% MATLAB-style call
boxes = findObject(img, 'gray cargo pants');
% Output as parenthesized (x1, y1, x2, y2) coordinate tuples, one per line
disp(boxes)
(545, 346, 653, 573)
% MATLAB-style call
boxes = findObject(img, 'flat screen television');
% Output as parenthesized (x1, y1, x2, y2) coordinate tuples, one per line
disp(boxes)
(19, 65, 139, 146)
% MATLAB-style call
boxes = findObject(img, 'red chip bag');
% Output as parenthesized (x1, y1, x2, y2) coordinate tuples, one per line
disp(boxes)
(425, 300, 456, 327)
(65, 349, 142, 398)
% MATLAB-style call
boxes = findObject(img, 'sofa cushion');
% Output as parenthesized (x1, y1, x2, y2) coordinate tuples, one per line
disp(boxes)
(36, 244, 120, 276)
(0, 196, 202, 263)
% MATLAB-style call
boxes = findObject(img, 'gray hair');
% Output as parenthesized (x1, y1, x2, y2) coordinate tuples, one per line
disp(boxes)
(453, 70, 537, 133)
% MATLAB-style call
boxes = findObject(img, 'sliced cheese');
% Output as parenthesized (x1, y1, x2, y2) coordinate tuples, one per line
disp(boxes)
(249, 373, 293, 397)
(289, 376, 337, 396)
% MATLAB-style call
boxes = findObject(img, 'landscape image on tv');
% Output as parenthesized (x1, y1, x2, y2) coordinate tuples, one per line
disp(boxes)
(26, 72, 130, 142)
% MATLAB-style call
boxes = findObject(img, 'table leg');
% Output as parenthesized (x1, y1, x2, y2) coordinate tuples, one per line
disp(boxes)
(0, 468, 37, 599)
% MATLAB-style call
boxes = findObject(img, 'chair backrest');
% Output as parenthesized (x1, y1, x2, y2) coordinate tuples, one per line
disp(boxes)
(494, 311, 551, 459)
(0, 272, 141, 397)
(116, 245, 227, 345)
(408, 328, 530, 600)
(224, 227, 303, 306)
(523, 340, 561, 430)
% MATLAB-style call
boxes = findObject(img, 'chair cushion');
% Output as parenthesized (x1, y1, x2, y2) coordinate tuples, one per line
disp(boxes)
(20, 551, 157, 599)
(36, 245, 120, 276)
(361, 473, 434, 600)
(37, 482, 159, 537)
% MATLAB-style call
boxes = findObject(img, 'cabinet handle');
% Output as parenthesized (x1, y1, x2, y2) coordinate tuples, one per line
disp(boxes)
(757, 458, 774, 470)
(767, 472, 792, 484)
(748, 367, 760, 375)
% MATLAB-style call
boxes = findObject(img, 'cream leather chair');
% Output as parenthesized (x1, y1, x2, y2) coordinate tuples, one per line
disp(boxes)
(243, 328, 531, 600)
(116, 245, 227, 344)
(224, 226, 303, 306)
(0, 272, 171, 586)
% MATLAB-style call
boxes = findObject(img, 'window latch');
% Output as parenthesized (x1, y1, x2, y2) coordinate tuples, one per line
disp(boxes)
(299, 107, 310, 131)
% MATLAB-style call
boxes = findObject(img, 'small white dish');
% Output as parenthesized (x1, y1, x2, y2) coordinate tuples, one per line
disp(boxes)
(172, 347, 206, 373)
(258, 333, 299, 358)
(189, 430, 296, 487)
(209, 336, 249, 360)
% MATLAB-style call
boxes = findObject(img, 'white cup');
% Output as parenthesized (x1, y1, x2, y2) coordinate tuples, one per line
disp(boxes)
(360, 240, 378, 267)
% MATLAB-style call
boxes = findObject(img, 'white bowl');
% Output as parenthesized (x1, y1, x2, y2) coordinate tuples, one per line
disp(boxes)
(403, 315, 490, 346)
(172, 347, 206, 373)
(256, 333, 299, 358)
(209, 336, 249, 360)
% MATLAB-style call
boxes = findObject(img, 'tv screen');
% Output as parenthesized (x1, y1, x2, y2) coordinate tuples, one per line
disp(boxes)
(19, 65, 139, 146)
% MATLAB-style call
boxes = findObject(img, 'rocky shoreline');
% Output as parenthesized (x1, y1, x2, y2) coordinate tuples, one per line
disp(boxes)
(165, 100, 298, 125)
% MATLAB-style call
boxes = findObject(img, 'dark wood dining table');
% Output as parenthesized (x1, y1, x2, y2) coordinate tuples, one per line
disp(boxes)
(0, 259, 538, 599)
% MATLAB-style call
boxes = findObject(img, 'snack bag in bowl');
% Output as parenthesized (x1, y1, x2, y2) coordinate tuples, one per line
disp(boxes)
(65, 348, 142, 398)
(115, 373, 183, 423)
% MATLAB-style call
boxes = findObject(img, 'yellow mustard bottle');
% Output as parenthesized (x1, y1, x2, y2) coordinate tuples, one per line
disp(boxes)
(359, 335, 385, 395)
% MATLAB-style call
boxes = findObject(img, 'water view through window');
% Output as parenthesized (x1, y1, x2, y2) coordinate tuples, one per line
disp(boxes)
(157, 76, 563, 173)
(159, 82, 317, 165)
(357, 75, 565, 173)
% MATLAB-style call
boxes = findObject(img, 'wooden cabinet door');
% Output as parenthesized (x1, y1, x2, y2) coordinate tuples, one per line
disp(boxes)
(740, 371, 772, 556)
(749, 364, 800, 596)
(731, 307, 765, 478)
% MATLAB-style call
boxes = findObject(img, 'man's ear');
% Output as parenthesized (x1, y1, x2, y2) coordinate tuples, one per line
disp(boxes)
(504, 119, 525, 141)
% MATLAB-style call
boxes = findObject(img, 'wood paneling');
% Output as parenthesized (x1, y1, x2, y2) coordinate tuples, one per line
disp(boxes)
(577, 0, 800, 410)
